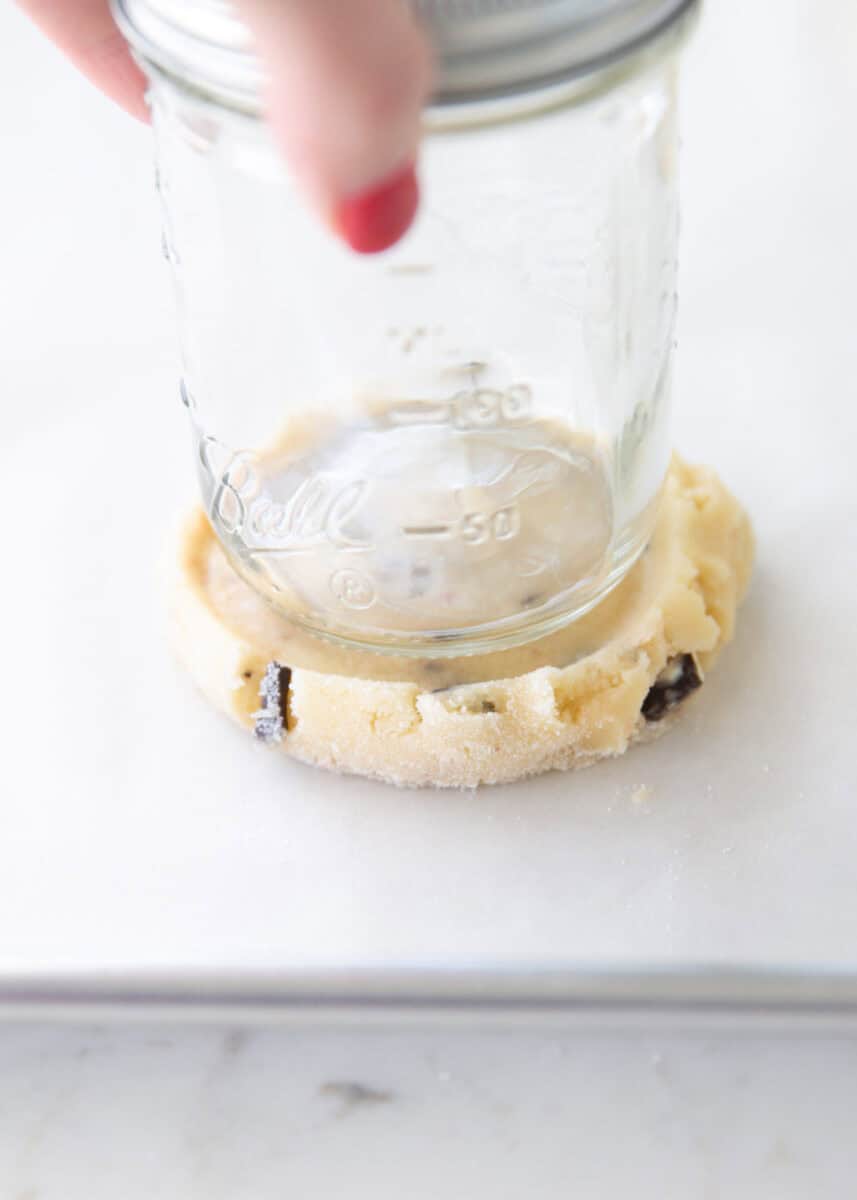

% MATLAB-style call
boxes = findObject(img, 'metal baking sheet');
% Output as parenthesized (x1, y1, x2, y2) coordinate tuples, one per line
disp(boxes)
(1, 0, 856, 1014)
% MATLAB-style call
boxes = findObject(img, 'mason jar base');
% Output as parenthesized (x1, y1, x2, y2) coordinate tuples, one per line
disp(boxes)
(198, 410, 665, 659)
(283, 499, 660, 660)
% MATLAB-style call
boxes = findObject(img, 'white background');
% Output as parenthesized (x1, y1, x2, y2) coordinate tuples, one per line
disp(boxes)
(2, 1, 857, 1196)
(1, 0, 854, 969)
(1, 0, 856, 975)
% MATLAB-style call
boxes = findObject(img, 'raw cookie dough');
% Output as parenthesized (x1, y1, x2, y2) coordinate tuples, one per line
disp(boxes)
(168, 456, 754, 788)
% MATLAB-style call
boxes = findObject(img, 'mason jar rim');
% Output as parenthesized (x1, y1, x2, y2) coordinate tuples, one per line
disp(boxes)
(112, 0, 700, 115)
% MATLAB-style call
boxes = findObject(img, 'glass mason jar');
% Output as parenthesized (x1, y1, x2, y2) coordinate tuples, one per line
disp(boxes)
(115, 0, 698, 658)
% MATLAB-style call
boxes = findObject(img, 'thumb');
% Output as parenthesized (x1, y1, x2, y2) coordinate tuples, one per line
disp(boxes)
(236, 0, 433, 253)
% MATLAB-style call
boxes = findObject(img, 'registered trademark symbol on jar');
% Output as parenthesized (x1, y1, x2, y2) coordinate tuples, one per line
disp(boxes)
(330, 568, 376, 610)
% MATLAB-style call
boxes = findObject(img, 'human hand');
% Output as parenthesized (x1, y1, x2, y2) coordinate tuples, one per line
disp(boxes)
(16, 0, 433, 252)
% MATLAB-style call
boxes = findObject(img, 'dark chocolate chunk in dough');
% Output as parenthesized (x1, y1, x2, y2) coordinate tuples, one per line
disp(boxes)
(254, 661, 292, 743)
(641, 654, 702, 723)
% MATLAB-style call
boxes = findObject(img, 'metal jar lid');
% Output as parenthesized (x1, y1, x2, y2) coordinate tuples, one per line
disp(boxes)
(112, 0, 699, 110)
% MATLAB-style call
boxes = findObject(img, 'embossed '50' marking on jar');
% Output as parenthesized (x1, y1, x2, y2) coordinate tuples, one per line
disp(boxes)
(400, 504, 521, 545)
(459, 506, 521, 544)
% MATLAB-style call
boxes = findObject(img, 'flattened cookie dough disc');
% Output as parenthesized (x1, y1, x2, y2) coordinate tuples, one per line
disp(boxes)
(168, 456, 754, 788)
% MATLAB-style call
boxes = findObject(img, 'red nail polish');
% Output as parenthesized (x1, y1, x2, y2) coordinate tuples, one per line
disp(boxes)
(334, 163, 419, 254)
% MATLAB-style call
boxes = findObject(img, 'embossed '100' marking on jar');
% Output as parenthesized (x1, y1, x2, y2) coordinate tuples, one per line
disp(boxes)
(386, 383, 532, 430)
(453, 384, 532, 428)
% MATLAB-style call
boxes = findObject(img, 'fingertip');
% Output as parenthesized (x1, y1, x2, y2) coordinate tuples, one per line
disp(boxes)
(332, 161, 420, 254)
(71, 25, 151, 121)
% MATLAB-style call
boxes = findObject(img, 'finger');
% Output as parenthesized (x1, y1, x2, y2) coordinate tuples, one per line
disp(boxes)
(236, 0, 433, 252)
(16, 0, 148, 121)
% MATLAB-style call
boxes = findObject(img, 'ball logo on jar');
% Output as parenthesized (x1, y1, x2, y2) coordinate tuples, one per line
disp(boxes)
(200, 436, 371, 552)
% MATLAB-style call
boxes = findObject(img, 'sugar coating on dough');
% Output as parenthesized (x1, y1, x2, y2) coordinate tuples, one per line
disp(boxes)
(167, 456, 754, 788)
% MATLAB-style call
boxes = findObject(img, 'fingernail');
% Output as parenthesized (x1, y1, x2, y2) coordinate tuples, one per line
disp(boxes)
(333, 163, 419, 254)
